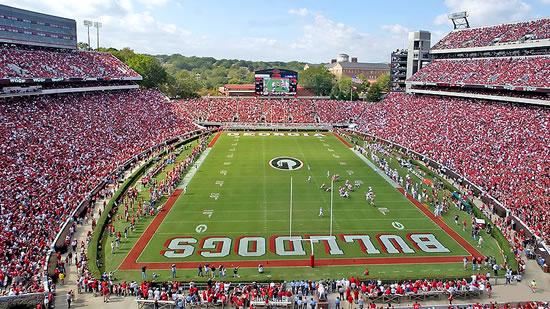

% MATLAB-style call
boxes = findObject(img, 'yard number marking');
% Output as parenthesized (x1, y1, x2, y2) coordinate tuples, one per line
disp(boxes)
(215, 181, 224, 186)
(210, 193, 220, 200)
(378, 208, 389, 216)
(220, 170, 227, 175)
(202, 210, 214, 218)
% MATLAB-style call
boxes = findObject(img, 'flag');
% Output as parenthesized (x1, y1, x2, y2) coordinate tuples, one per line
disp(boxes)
(351, 75, 363, 84)
(351, 86, 357, 90)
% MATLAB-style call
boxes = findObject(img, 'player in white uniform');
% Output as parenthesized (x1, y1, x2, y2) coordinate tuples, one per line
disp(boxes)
(319, 207, 323, 216)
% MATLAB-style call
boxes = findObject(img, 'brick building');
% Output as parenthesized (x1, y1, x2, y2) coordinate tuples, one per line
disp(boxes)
(304, 54, 389, 83)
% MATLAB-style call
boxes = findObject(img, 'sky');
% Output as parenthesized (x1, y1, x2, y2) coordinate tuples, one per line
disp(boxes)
(4, 0, 550, 63)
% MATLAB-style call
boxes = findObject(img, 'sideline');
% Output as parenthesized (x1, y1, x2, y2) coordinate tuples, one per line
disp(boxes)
(177, 148, 211, 189)
(351, 149, 399, 188)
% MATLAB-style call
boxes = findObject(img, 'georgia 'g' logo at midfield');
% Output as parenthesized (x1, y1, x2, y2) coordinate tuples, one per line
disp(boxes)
(269, 157, 303, 171)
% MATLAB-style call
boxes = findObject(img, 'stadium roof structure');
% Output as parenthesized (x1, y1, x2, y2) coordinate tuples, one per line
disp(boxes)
(431, 16, 550, 54)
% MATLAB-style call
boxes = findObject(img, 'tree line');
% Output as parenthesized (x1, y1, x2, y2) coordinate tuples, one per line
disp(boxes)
(82, 43, 389, 101)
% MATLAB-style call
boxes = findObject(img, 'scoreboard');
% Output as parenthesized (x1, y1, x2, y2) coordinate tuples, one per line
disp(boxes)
(254, 69, 297, 96)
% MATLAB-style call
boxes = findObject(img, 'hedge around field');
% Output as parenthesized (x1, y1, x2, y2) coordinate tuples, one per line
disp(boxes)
(87, 134, 204, 279)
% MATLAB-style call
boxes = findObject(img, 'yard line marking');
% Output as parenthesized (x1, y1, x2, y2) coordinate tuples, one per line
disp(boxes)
(158, 217, 439, 223)
(224, 162, 231, 165)
(323, 144, 329, 147)
(332, 154, 340, 158)
(346, 170, 354, 175)
(232, 143, 238, 146)
(227, 154, 233, 158)
(339, 162, 347, 166)
(229, 148, 235, 151)
(153, 227, 443, 234)
(327, 148, 334, 152)
(215, 181, 224, 186)
(177, 148, 211, 189)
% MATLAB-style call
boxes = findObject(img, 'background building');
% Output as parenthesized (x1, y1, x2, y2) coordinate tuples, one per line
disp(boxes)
(390, 49, 408, 92)
(389, 31, 432, 92)
(305, 54, 389, 83)
(406, 31, 432, 80)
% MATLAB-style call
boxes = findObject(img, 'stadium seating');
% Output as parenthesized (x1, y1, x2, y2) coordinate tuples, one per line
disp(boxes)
(432, 18, 550, 50)
(356, 93, 550, 245)
(409, 57, 550, 89)
(177, 98, 365, 124)
(0, 45, 140, 80)
(0, 89, 196, 294)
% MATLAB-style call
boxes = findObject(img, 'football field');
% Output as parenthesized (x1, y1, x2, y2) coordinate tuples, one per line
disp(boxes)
(110, 132, 499, 281)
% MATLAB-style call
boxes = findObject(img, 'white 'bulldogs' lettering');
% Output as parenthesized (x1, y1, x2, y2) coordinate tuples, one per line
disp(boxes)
(341, 234, 381, 254)
(237, 236, 266, 257)
(307, 235, 344, 255)
(163, 237, 197, 258)
(409, 233, 450, 253)
(274, 236, 306, 256)
(200, 237, 231, 258)
(378, 235, 415, 254)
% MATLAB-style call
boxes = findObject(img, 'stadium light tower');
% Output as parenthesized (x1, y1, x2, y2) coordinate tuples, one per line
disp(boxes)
(83, 20, 92, 50)
(448, 11, 470, 30)
(93, 21, 102, 50)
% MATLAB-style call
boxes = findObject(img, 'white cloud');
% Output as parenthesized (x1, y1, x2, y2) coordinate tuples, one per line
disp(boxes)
(381, 24, 410, 35)
(434, 0, 532, 27)
(288, 8, 309, 16)
(0, 1, 409, 62)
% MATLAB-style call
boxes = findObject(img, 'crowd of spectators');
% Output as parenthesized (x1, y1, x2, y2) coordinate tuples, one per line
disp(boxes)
(356, 93, 550, 246)
(0, 89, 197, 296)
(409, 56, 550, 89)
(432, 18, 550, 50)
(410, 85, 550, 101)
(0, 45, 140, 80)
(178, 98, 366, 124)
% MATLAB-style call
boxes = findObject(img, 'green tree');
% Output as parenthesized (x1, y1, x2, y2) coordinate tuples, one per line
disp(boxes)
(163, 70, 201, 98)
(126, 54, 168, 88)
(77, 42, 90, 50)
(299, 66, 334, 96)
(375, 73, 390, 93)
(355, 74, 370, 94)
(366, 82, 382, 101)
(110, 47, 136, 63)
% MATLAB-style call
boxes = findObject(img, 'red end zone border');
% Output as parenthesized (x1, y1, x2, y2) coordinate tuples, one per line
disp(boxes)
(333, 132, 353, 148)
(397, 188, 482, 258)
(118, 133, 480, 270)
(208, 131, 222, 147)
(120, 189, 481, 271)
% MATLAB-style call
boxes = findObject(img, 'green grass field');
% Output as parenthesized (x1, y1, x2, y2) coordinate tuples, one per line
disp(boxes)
(104, 132, 504, 282)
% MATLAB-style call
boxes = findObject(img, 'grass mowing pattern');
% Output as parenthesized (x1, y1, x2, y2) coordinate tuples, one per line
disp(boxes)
(106, 132, 502, 282)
